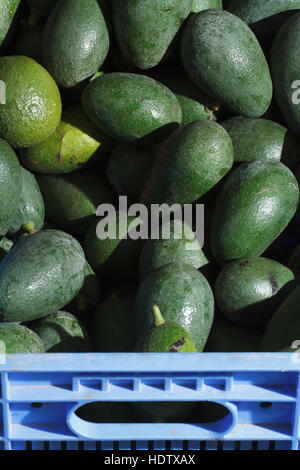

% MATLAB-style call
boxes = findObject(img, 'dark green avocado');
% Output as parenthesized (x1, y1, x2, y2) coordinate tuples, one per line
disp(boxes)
(0, 0, 20, 50)
(0, 322, 44, 353)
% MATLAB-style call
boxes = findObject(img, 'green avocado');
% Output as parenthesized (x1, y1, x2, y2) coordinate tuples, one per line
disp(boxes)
(136, 305, 197, 352)
(142, 120, 233, 206)
(134, 262, 214, 351)
(261, 285, 300, 351)
(9, 167, 45, 236)
(210, 160, 299, 262)
(0, 323, 44, 353)
(92, 297, 136, 352)
(0, 0, 20, 50)
(181, 10, 272, 117)
(20, 106, 113, 174)
(107, 143, 158, 204)
(111, 0, 193, 70)
(0, 139, 22, 236)
(139, 220, 208, 280)
(221, 117, 300, 165)
(270, 13, 300, 137)
(0, 56, 62, 148)
(67, 261, 101, 316)
(83, 214, 144, 280)
(0, 237, 14, 261)
(192, 0, 222, 13)
(82, 73, 182, 145)
(30, 311, 92, 352)
(214, 257, 295, 330)
(42, 0, 109, 88)
(0, 230, 86, 322)
(37, 171, 114, 236)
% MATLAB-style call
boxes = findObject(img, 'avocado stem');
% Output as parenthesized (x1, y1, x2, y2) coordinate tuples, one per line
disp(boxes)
(23, 222, 37, 235)
(153, 305, 165, 327)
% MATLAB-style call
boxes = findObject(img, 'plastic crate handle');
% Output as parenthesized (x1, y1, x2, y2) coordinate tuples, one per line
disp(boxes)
(67, 401, 238, 441)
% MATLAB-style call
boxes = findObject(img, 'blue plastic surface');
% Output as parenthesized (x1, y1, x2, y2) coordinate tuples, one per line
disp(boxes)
(0, 353, 299, 451)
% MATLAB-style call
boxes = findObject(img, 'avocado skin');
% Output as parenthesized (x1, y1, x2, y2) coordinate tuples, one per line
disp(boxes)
(210, 161, 299, 262)
(9, 167, 45, 235)
(222, 117, 300, 165)
(142, 120, 233, 206)
(111, 0, 193, 70)
(0, 0, 20, 49)
(261, 285, 300, 351)
(82, 73, 182, 145)
(30, 311, 92, 352)
(181, 10, 272, 118)
(0, 323, 44, 353)
(192, 0, 222, 13)
(270, 13, 300, 136)
(0, 139, 21, 236)
(0, 56, 62, 148)
(0, 237, 14, 261)
(0, 230, 86, 322)
(37, 171, 114, 236)
(214, 257, 295, 330)
(136, 321, 197, 352)
(134, 263, 214, 351)
(67, 261, 101, 316)
(92, 298, 136, 352)
(43, 0, 109, 88)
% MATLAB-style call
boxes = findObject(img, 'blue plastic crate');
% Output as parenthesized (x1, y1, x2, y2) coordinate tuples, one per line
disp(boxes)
(0, 353, 299, 451)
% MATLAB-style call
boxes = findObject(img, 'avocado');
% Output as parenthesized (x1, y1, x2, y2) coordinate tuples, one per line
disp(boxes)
(210, 160, 299, 262)
(214, 257, 295, 330)
(0, 230, 86, 322)
(111, 0, 193, 70)
(139, 220, 208, 280)
(0, 0, 20, 49)
(8, 167, 45, 236)
(0, 323, 44, 353)
(0, 56, 62, 148)
(30, 311, 92, 352)
(42, 0, 109, 88)
(204, 312, 261, 352)
(270, 13, 300, 137)
(261, 285, 300, 351)
(134, 262, 214, 351)
(181, 10, 272, 117)
(192, 0, 222, 13)
(136, 305, 197, 352)
(81, 73, 182, 145)
(37, 171, 114, 236)
(142, 120, 233, 206)
(107, 143, 158, 204)
(91, 297, 136, 352)
(13, 28, 43, 63)
(0, 139, 22, 236)
(221, 117, 300, 165)
(67, 261, 101, 316)
(83, 214, 144, 280)
(290, 165, 300, 232)
(0, 237, 14, 261)
(176, 94, 217, 126)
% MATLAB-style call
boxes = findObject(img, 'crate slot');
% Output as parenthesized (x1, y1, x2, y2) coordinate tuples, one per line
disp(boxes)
(141, 379, 166, 390)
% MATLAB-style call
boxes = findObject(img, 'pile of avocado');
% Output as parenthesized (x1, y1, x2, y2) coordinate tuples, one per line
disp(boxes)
(2, 0, 300, 421)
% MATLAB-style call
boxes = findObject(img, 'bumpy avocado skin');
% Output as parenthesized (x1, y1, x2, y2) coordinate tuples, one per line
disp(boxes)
(42, 0, 109, 88)
(192, 0, 222, 13)
(112, 0, 193, 70)
(0, 230, 86, 322)
(0, 139, 21, 236)
(214, 257, 295, 330)
(0, 56, 62, 148)
(82, 73, 182, 145)
(210, 161, 299, 262)
(0, 0, 20, 49)
(181, 10, 272, 117)
(136, 321, 197, 352)
(0, 323, 45, 353)
(134, 263, 214, 351)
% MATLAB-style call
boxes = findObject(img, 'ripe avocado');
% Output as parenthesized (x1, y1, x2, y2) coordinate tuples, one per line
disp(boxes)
(37, 171, 114, 236)
(270, 13, 300, 137)
(0, 0, 20, 49)
(81, 73, 182, 145)
(142, 120, 233, 206)
(134, 262, 214, 351)
(9, 167, 45, 236)
(0, 139, 22, 236)
(139, 220, 208, 280)
(0, 56, 62, 148)
(210, 161, 299, 262)
(0, 230, 86, 322)
(42, 0, 109, 88)
(192, 0, 222, 13)
(214, 257, 295, 330)
(30, 311, 92, 352)
(136, 305, 197, 352)
(181, 10, 272, 117)
(0, 323, 44, 353)
(111, 0, 193, 70)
